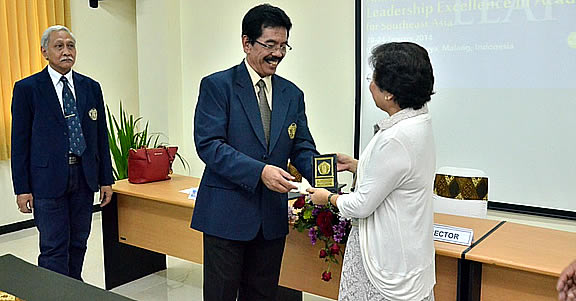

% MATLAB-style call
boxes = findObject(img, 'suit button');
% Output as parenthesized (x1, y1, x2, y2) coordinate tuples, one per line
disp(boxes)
(262, 155, 269, 161)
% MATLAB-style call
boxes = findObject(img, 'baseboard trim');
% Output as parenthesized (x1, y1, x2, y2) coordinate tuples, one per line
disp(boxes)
(0, 219, 36, 236)
(0, 205, 103, 235)
(488, 201, 576, 220)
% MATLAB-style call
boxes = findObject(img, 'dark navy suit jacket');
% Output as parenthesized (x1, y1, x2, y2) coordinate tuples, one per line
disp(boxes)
(11, 67, 114, 198)
(191, 61, 319, 241)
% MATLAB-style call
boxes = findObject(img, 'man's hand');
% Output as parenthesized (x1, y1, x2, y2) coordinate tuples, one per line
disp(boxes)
(16, 193, 34, 213)
(337, 153, 358, 173)
(261, 165, 297, 193)
(99, 185, 113, 207)
(558, 260, 576, 301)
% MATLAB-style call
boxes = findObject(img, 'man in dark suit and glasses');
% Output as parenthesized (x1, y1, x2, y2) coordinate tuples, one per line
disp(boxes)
(192, 4, 319, 300)
(11, 25, 114, 281)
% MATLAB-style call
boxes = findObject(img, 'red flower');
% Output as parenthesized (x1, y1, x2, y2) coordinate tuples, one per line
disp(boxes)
(321, 271, 332, 281)
(316, 210, 334, 237)
(292, 195, 353, 282)
(330, 243, 340, 255)
(293, 195, 306, 209)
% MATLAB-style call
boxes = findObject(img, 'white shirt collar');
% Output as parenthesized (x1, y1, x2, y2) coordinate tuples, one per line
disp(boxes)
(47, 65, 74, 89)
(374, 105, 429, 134)
(245, 60, 272, 93)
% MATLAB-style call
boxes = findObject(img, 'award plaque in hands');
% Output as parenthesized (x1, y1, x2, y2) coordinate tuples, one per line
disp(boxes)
(312, 154, 338, 192)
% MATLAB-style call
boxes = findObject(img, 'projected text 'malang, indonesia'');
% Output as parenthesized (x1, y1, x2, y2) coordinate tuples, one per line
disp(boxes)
(366, 0, 574, 31)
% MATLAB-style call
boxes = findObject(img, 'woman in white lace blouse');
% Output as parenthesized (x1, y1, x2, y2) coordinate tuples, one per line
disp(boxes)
(308, 42, 437, 301)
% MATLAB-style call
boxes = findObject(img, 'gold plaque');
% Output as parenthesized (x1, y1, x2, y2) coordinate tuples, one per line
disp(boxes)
(312, 154, 338, 192)
(288, 123, 297, 139)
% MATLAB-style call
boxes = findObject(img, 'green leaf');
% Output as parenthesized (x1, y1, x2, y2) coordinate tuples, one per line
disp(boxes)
(303, 208, 313, 220)
(295, 222, 308, 233)
(106, 101, 189, 180)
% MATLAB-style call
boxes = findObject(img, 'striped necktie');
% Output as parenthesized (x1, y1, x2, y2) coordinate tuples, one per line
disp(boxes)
(61, 76, 86, 156)
(256, 79, 271, 146)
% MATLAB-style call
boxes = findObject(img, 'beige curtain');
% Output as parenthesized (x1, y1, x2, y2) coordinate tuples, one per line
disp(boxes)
(0, 0, 71, 160)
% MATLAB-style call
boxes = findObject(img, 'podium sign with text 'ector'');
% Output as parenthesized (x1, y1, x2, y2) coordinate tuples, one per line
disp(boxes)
(433, 224, 474, 246)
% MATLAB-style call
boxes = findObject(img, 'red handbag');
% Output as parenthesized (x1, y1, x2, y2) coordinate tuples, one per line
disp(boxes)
(128, 146, 178, 184)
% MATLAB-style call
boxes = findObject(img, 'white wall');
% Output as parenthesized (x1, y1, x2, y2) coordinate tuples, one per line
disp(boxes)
(1, 0, 356, 227)
(0, 0, 139, 226)
(72, 0, 139, 120)
(135, 1, 183, 151)
(0, 161, 16, 225)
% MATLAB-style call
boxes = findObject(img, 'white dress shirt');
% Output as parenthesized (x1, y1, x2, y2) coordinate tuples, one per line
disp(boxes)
(46, 65, 76, 115)
(337, 107, 436, 301)
(245, 60, 273, 110)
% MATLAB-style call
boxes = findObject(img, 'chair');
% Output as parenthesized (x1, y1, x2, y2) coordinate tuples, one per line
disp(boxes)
(433, 167, 488, 218)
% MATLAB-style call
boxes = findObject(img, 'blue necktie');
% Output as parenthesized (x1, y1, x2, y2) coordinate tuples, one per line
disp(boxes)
(60, 76, 86, 156)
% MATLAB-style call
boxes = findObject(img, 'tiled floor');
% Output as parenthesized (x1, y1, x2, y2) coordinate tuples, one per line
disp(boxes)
(1, 210, 575, 300)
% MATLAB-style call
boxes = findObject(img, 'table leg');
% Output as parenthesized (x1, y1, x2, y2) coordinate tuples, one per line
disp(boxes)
(277, 286, 303, 301)
(457, 258, 482, 301)
(101, 194, 167, 290)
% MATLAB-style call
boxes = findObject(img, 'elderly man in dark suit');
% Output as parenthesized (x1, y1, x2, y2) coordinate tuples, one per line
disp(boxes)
(11, 25, 114, 281)
(192, 4, 319, 300)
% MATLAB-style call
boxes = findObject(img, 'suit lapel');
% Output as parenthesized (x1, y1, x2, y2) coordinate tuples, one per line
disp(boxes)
(235, 62, 268, 150)
(268, 76, 289, 152)
(73, 72, 86, 123)
(37, 68, 65, 125)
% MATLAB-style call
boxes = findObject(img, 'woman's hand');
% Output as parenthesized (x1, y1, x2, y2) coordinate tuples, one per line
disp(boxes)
(306, 187, 331, 206)
(337, 153, 358, 173)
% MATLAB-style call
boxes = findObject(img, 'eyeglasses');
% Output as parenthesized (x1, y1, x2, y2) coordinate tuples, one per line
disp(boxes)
(253, 40, 292, 53)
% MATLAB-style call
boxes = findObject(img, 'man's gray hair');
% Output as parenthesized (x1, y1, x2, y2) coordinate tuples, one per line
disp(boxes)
(40, 25, 76, 49)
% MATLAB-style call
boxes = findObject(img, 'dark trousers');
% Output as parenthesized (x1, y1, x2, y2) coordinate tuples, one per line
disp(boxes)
(203, 229, 286, 301)
(33, 164, 94, 281)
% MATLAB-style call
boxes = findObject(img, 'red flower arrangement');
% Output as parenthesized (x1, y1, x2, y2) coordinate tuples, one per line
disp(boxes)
(292, 194, 352, 282)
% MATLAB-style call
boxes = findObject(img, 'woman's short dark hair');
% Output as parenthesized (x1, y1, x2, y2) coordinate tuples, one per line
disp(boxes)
(370, 42, 435, 110)
(242, 4, 292, 43)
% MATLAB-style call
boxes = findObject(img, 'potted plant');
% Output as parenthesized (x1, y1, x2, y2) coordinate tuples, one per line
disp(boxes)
(106, 102, 187, 180)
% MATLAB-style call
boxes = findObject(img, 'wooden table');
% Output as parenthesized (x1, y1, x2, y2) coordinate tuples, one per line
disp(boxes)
(465, 222, 576, 300)
(102, 175, 573, 301)
(433, 213, 503, 301)
(115, 175, 202, 263)
(102, 175, 340, 299)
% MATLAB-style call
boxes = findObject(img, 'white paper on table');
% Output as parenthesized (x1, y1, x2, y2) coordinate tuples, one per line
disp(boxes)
(179, 187, 198, 200)
(288, 181, 311, 194)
